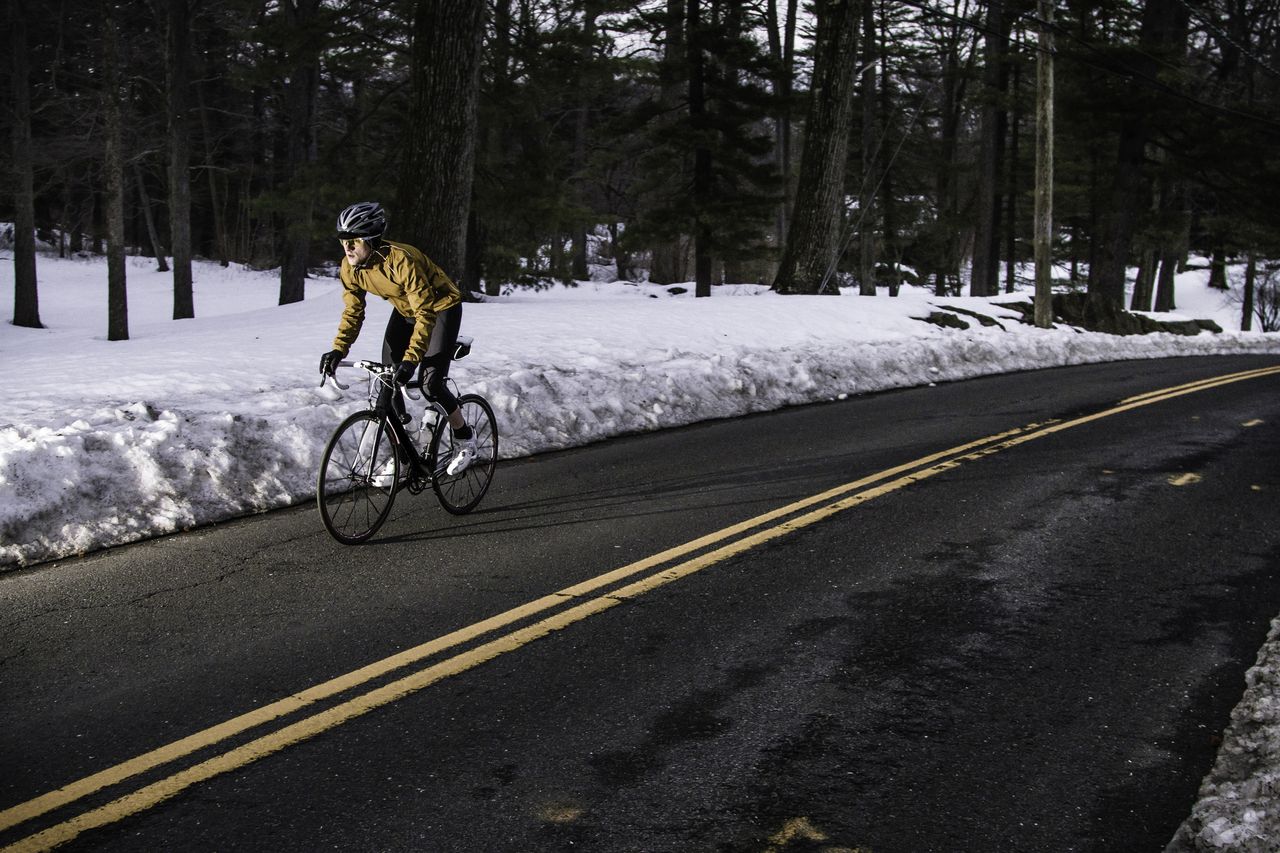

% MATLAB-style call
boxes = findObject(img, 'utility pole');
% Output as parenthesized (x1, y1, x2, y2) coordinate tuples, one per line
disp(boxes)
(1033, 0, 1055, 328)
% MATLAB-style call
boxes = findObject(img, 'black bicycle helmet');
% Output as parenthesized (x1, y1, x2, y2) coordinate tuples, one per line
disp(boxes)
(336, 202, 386, 240)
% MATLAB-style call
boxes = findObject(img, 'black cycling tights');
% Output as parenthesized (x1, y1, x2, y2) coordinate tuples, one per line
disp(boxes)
(382, 304, 462, 414)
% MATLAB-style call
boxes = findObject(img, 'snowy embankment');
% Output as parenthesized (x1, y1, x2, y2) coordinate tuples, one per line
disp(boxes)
(1168, 614, 1280, 852)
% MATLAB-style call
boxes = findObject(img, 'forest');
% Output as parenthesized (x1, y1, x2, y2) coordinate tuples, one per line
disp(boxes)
(5, 0, 1280, 339)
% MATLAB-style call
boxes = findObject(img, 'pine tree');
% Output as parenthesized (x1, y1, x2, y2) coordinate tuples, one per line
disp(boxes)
(624, 0, 782, 292)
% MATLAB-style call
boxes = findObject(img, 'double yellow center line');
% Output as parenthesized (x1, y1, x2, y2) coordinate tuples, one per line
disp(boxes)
(4, 364, 1278, 851)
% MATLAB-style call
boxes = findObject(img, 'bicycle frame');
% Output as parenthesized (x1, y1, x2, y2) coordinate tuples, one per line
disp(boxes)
(325, 359, 453, 489)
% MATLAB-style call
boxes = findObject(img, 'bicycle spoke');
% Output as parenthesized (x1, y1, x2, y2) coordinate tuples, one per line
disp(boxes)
(318, 411, 399, 543)
(428, 394, 497, 515)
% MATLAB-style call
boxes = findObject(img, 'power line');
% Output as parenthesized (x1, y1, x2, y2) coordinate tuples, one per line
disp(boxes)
(1171, 0, 1280, 79)
(897, 0, 1280, 135)
(1023, 11, 1280, 134)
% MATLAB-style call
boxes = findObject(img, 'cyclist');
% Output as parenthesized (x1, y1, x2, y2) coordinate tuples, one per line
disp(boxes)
(319, 201, 477, 476)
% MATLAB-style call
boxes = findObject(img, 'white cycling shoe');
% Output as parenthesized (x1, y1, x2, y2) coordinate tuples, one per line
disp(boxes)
(446, 436, 478, 476)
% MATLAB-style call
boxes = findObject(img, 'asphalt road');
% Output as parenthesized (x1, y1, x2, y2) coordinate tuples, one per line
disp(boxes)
(3, 355, 1280, 853)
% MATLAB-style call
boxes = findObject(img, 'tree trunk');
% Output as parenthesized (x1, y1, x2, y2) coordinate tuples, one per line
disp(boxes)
(1005, 56, 1020, 293)
(196, 84, 230, 267)
(10, 0, 42, 329)
(569, 3, 597, 283)
(1090, 120, 1145, 309)
(58, 179, 72, 259)
(464, 209, 486, 296)
(1130, 249, 1157, 311)
(1153, 180, 1189, 312)
(934, 28, 968, 297)
(879, 15, 899, 298)
(609, 223, 633, 282)
(1208, 242, 1228, 290)
(773, 0, 860, 295)
(397, 0, 486, 287)
(278, 0, 320, 306)
(1088, 0, 1187, 310)
(1032, 0, 1054, 329)
(168, 0, 194, 315)
(971, 0, 1008, 297)
(478, 0, 511, 290)
(1241, 251, 1256, 332)
(687, 0, 712, 298)
(1154, 251, 1179, 311)
(650, 242, 687, 285)
(133, 164, 170, 272)
(645, 0, 687, 286)
(857, 0, 877, 296)
(549, 232, 565, 279)
(69, 187, 86, 254)
(103, 1, 129, 341)
(248, 85, 269, 264)
(765, 0, 799, 254)
(91, 190, 104, 255)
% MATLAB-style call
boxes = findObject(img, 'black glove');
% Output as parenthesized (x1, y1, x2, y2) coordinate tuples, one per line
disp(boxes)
(393, 360, 418, 386)
(319, 350, 344, 377)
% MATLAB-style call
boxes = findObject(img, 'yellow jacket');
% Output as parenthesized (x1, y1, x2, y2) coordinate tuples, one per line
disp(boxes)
(332, 240, 462, 362)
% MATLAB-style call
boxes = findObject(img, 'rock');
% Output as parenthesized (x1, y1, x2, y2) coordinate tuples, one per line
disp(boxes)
(918, 311, 970, 330)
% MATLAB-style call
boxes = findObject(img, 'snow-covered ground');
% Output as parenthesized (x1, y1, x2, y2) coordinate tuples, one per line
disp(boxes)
(1, 248, 1279, 849)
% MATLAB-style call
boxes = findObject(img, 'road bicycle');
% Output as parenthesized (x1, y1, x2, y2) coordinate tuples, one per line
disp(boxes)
(316, 337, 498, 544)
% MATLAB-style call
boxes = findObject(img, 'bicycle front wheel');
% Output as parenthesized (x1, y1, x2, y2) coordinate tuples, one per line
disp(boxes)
(427, 394, 498, 515)
(318, 410, 400, 544)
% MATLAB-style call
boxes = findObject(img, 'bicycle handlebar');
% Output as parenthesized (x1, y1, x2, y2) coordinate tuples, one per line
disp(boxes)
(319, 359, 424, 400)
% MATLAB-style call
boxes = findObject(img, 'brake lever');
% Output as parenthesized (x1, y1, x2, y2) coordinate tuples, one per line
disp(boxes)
(319, 359, 353, 391)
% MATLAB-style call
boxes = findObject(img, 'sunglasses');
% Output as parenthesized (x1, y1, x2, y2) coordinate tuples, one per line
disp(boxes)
(339, 237, 366, 250)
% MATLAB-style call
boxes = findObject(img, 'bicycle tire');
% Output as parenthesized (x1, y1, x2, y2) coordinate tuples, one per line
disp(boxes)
(317, 410, 400, 544)
(427, 394, 498, 515)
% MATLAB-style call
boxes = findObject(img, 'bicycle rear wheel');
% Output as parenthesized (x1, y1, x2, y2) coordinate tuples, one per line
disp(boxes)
(427, 394, 498, 515)
(318, 410, 400, 543)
